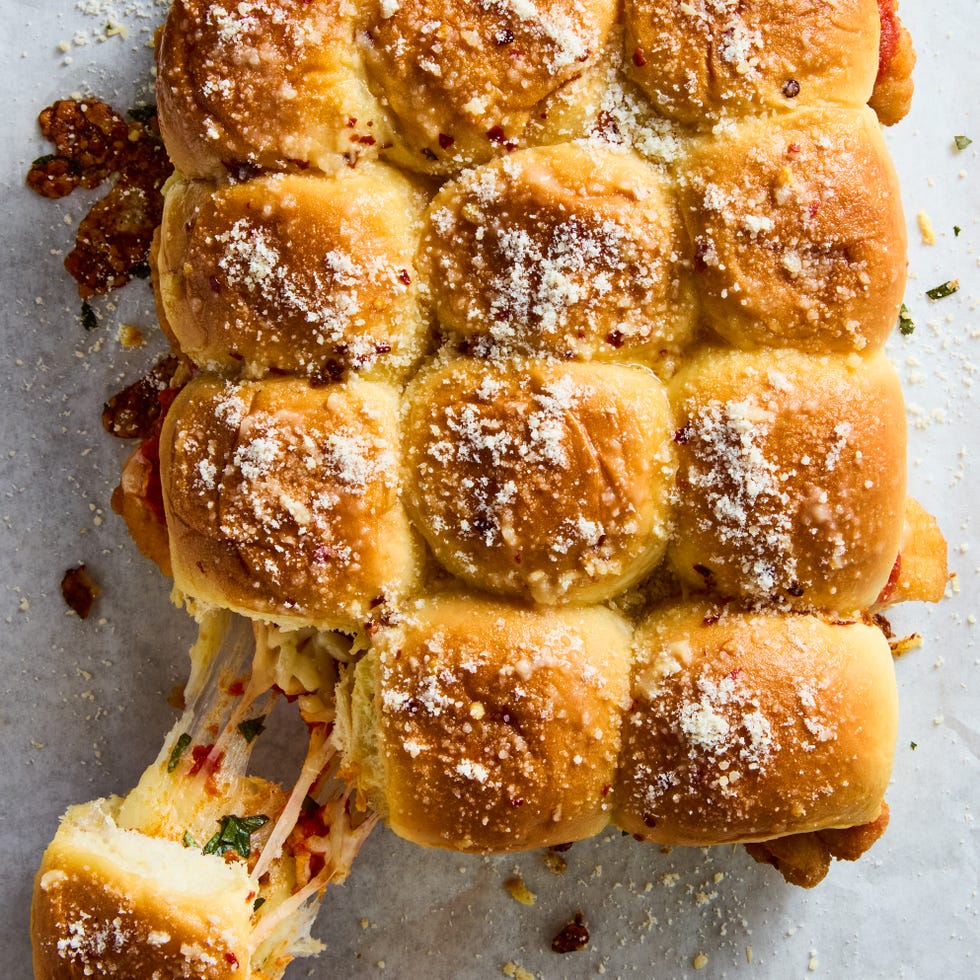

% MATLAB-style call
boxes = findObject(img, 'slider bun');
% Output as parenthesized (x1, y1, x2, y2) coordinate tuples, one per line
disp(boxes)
(615, 603, 898, 845)
(623, 0, 881, 125)
(402, 357, 676, 604)
(681, 107, 906, 353)
(668, 348, 906, 614)
(32, 797, 253, 979)
(161, 376, 420, 631)
(418, 143, 695, 363)
(157, 0, 392, 178)
(337, 594, 632, 852)
(157, 166, 429, 383)
(359, 0, 616, 171)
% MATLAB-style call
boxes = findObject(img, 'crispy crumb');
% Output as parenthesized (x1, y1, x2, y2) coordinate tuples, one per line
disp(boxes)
(543, 850, 568, 875)
(693, 953, 709, 970)
(917, 210, 936, 245)
(503, 962, 534, 980)
(504, 876, 536, 906)
(117, 323, 145, 347)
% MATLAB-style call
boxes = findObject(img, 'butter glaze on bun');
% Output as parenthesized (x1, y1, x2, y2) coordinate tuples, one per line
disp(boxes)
(417, 143, 695, 364)
(336, 594, 633, 852)
(623, 0, 881, 125)
(667, 348, 907, 614)
(157, 165, 429, 383)
(615, 603, 898, 846)
(359, 0, 617, 171)
(402, 357, 676, 604)
(161, 375, 420, 630)
(157, 0, 392, 178)
(681, 107, 907, 353)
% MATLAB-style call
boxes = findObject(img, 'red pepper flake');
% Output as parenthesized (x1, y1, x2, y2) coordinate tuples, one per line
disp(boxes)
(605, 329, 625, 349)
(397, 268, 412, 285)
(486, 125, 507, 144)
(494, 28, 515, 45)
(438, 132, 455, 150)
(225, 953, 240, 968)
(227, 680, 245, 697)
(551, 912, 589, 953)
(632, 46, 647, 68)
(61, 564, 100, 619)
(188, 744, 215, 776)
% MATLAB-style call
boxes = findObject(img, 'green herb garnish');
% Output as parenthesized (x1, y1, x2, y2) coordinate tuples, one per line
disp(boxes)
(202, 814, 270, 859)
(954, 135, 973, 151)
(954, 226, 962, 237)
(237, 715, 267, 744)
(253, 897, 266, 913)
(167, 732, 192, 773)
(898, 303, 914, 335)
(80, 301, 98, 332)
(182, 831, 199, 849)
(926, 279, 960, 300)
(31, 153, 60, 167)
(910, 741, 918, 751)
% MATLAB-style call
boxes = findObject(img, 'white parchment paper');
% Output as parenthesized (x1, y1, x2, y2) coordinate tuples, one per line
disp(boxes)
(0, 2, 976, 978)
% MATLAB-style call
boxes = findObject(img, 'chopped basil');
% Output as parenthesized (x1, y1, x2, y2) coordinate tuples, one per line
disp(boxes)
(202, 814, 270, 859)
(31, 153, 59, 167)
(954, 135, 973, 151)
(237, 715, 267, 744)
(926, 279, 960, 300)
(182, 831, 199, 849)
(910, 741, 918, 750)
(954, 226, 962, 237)
(898, 304, 914, 335)
(253, 897, 266, 913)
(80, 301, 98, 332)
(167, 732, 192, 773)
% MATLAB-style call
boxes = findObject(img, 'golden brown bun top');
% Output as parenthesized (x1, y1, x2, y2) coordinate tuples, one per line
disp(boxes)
(161, 375, 420, 631)
(402, 356, 675, 604)
(157, 0, 391, 178)
(418, 142, 695, 363)
(32, 798, 253, 980)
(157, 165, 429, 383)
(680, 107, 907, 353)
(668, 348, 907, 614)
(360, 0, 616, 170)
(623, 0, 881, 125)
(340, 593, 633, 852)
(615, 602, 898, 845)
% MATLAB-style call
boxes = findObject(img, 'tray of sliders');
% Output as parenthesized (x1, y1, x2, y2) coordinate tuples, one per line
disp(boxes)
(6, 0, 977, 977)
